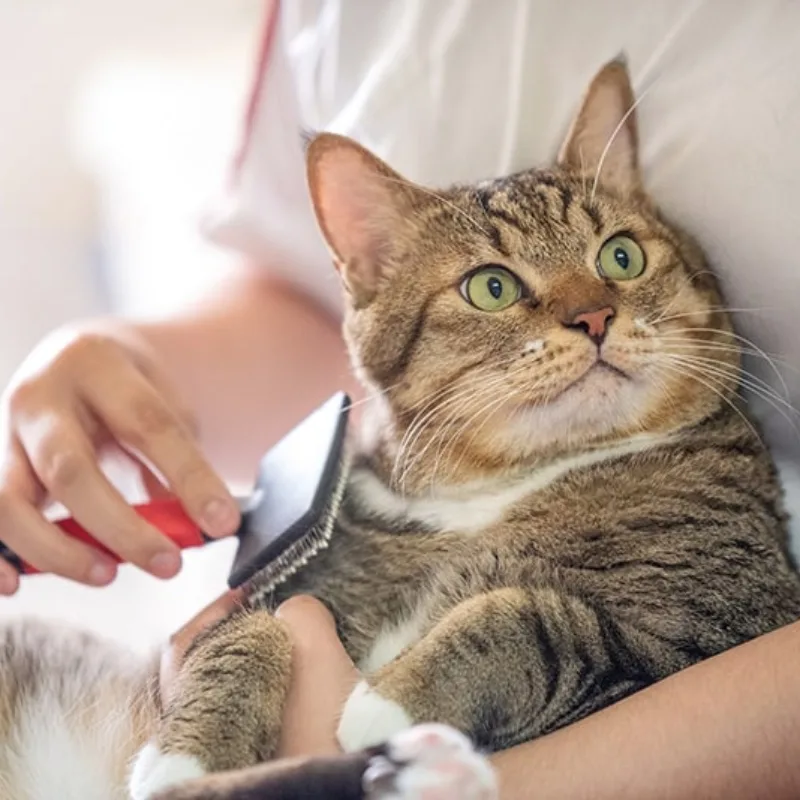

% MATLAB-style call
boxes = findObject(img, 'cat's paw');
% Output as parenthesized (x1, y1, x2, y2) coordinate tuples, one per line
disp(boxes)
(337, 680, 414, 752)
(128, 742, 207, 800)
(364, 723, 497, 800)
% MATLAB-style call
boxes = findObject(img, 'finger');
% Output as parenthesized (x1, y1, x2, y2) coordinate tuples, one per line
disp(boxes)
(17, 412, 182, 579)
(82, 366, 239, 539)
(275, 594, 339, 641)
(0, 497, 119, 585)
(0, 439, 117, 585)
(0, 442, 117, 585)
(276, 595, 360, 758)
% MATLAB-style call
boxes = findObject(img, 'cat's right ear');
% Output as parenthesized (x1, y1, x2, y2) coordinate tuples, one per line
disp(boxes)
(557, 56, 642, 196)
(306, 133, 418, 307)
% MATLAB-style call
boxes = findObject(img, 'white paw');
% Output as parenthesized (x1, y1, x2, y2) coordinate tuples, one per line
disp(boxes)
(128, 742, 207, 800)
(364, 723, 498, 800)
(337, 680, 414, 752)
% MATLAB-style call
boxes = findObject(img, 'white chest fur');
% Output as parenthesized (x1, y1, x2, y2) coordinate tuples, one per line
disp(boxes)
(350, 434, 670, 537)
(360, 604, 432, 673)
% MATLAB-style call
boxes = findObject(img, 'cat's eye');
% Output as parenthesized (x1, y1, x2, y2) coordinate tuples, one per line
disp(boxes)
(597, 235, 646, 281)
(461, 265, 522, 312)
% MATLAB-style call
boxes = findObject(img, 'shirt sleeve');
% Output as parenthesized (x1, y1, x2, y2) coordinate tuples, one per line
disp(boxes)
(201, 0, 343, 319)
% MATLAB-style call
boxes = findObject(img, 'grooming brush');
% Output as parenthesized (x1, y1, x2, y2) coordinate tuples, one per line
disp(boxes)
(0, 392, 352, 598)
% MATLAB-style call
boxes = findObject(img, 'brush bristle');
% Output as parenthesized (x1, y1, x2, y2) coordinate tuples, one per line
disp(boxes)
(245, 452, 351, 609)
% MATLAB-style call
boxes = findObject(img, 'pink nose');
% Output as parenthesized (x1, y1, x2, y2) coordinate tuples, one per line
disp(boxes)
(566, 306, 616, 343)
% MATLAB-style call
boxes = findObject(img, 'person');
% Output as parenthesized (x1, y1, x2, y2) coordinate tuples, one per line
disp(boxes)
(2, 1, 800, 796)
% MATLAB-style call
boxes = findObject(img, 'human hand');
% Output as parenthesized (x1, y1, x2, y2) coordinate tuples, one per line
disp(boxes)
(274, 595, 360, 758)
(0, 324, 240, 594)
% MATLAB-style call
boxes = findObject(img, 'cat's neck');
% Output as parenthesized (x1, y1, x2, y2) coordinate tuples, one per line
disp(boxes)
(351, 394, 658, 496)
(346, 430, 674, 537)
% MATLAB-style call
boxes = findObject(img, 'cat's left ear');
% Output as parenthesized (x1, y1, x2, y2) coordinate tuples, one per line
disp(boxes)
(557, 57, 642, 195)
(306, 133, 420, 307)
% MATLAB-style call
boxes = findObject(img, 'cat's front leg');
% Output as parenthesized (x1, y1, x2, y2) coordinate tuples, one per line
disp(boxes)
(338, 586, 650, 753)
(129, 608, 292, 800)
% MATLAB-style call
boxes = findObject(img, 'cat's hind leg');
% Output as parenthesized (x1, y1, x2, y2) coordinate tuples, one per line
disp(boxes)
(129, 609, 291, 800)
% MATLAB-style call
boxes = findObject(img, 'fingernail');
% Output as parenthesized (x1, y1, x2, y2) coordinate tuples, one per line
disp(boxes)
(202, 498, 239, 537)
(149, 550, 182, 579)
(88, 560, 116, 586)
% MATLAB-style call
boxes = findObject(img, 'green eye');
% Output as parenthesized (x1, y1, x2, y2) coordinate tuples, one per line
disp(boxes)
(597, 235, 646, 281)
(461, 265, 522, 311)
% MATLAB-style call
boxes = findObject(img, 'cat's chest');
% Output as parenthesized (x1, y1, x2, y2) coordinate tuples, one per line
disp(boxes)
(348, 436, 668, 537)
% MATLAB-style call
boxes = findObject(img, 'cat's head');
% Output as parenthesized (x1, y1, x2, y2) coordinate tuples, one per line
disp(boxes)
(306, 58, 738, 490)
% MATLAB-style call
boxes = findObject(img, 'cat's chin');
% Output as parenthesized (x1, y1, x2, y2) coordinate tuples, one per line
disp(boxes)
(506, 366, 643, 451)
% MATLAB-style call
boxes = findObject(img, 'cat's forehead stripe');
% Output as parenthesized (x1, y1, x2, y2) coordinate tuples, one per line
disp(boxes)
(469, 172, 607, 244)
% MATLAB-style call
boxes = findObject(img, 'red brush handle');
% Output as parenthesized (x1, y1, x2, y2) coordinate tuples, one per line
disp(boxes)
(6, 498, 208, 575)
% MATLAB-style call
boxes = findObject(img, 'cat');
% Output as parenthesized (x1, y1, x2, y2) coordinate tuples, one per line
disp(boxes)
(2, 57, 800, 800)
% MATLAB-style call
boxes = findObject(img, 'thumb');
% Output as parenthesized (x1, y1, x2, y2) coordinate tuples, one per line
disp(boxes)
(275, 595, 360, 757)
(275, 594, 339, 643)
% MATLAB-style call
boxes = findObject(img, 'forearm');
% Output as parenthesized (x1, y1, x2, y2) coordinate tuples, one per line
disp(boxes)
(132, 264, 357, 483)
(492, 620, 800, 800)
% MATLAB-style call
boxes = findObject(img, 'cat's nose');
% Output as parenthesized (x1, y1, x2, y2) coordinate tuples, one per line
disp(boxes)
(564, 306, 616, 344)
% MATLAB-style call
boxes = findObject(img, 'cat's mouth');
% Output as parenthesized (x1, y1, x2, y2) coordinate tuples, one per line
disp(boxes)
(594, 360, 630, 380)
(553, 359, 631, 400)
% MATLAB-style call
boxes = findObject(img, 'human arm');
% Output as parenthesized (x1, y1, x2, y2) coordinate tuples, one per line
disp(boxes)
(272, 597, 800, 799)
(490, 615, 800, 799)
(134, 263, 356, 482)
(0, 261, 357, 593)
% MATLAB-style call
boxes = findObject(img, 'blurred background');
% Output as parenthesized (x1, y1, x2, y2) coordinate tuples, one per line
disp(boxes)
(0, 0, 266, 651)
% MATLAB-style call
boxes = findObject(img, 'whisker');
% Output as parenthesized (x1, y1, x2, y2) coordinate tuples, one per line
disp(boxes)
(393, 367, 515, 491)
(393, 351, 533, 475)
(433, 364, 543, 486)
(664, 326, 791, 400)
(404, 368, 524, 493)
(664, 355, 794, 411)
(342, 381, 405, 413)
(661, 357, 800, 447)
(661, 354, 800, 439)
(440, 387, 526, 488)
(642, 270, 723, 325)
(649, 306, 767, 326)
(652, 360, 764, 445)
(393, 382, 478, 490)
(656, 338, 800, 377)
(591, 79, 658, 202)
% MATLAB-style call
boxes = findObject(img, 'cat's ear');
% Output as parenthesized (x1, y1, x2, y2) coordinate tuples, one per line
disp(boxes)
(557, 57, 641, 195)
(306, 133, 419, 306)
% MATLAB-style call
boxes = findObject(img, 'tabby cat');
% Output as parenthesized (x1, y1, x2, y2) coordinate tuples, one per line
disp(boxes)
(3, 58, 800, 800)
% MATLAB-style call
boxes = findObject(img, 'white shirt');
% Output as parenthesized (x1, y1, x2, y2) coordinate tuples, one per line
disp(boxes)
(205, 0, 800, 532)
